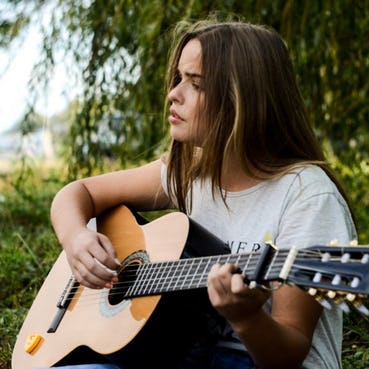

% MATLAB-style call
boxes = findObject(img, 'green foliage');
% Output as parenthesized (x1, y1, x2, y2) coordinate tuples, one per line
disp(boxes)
(0, 168, 62, 369)
(323, 139, 369, 242)
(343, 312, 369, 369)
(0, 307, 28, 369)
(1, 1, 369, 368)
(4, 0, 368, 179)
(1, 167, 369, 368)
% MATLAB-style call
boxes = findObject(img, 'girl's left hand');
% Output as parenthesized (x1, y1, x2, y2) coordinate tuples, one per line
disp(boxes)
(207, 263, 271, 325)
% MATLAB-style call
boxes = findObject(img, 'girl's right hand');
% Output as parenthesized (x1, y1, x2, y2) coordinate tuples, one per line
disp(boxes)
(64, 228, 121, 289)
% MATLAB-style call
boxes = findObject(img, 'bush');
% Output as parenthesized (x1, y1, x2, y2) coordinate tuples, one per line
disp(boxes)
(1, 160, 369, 369)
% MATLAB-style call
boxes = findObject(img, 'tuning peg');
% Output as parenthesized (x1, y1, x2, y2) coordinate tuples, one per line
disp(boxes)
(353, 301, 369, 316)
(350, 239, 358, 246)
(361, 254, 369, 264)
(332, 275, 341, 285)
(308, 288, 317, 296)
(345, 294, 369, 316)
(346, 293, 356, 302)
(325, 291, 351, 313)
(318, 298, 332, 310)
(313, 272, 322, 283)
(341, 253, 350, 263)
(326, 290, 336, 299)
(311, 292, 332, 309)
(329, 239, 339, 246)
(338, 301, 350, 313)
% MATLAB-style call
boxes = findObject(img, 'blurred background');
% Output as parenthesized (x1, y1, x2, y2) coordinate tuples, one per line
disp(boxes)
(1, 1, 369, 368)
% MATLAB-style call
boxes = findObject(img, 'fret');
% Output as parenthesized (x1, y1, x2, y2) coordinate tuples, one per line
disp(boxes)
(160, 261, 177, 292)
(168, 257, 182, 291)
(211, 254, 224, 272)
(233, 254, 242, 270)
(143, 262, 162, 295)
(178, 258, 194, 290)
(172, 258, 187, 291)
(230, 253, 241, 265)
(198, 255, 220, 286)
(129, 263, 149, 297)
(196, 257, 212, 288)
(242, 251, 260, 278)
(187, 258, 202, 289)
(155, 261, 167, 293)
(217, 254, 227, 265)
(241, 252, 254, 277)
(126, 264, 141, 297)
(156, 261, 173, 294)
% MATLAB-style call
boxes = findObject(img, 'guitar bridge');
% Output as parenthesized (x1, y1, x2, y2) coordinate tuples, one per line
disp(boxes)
(47, 276, 79, 333)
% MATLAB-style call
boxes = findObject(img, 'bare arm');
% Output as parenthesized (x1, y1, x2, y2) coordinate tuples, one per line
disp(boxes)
(207, 264, 322, 369)
(50, 159, 171, 288)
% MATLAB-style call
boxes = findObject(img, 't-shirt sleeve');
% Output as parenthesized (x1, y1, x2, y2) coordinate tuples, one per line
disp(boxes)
(160, 161, 169, 196)
(276, 179, 357, 250)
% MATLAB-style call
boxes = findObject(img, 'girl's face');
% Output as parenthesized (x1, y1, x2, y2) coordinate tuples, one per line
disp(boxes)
(168, 38, 205, 146)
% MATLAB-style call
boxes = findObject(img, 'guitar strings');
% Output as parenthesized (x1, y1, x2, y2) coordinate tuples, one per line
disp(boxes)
(58, 253, 273, 306)
(59, 248, 358, 301)
(60, 262, 357, 304)
(55, 248, 365, 308)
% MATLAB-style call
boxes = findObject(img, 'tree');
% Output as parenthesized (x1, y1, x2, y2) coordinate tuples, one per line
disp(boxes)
(1, 0, 369, 235)
(1, 3, 369, 367)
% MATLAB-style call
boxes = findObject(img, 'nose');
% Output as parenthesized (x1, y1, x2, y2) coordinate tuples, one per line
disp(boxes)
(168, 83, 183, 104)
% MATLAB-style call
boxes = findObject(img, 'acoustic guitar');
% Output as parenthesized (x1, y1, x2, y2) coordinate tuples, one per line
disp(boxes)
(12, 204, 369, 369)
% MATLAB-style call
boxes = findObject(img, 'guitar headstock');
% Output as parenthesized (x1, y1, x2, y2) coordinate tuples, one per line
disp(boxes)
(286, 243, 369, 315)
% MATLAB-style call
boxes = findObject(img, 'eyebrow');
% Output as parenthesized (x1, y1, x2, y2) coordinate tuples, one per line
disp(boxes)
(184, 72, 204, 79)
(178, 69, 204, 79)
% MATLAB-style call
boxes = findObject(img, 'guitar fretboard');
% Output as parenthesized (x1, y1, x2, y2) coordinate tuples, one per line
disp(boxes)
(120, 247, 285, 298)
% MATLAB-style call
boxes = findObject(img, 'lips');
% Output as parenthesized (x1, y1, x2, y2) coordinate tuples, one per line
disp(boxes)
(169, 107, 184, 124)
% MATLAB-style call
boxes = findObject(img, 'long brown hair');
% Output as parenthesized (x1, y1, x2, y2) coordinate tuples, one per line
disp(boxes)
(165, 19, 354, 221)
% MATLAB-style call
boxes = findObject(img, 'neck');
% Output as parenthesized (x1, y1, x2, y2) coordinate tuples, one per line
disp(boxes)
(221, 157, 261, 192)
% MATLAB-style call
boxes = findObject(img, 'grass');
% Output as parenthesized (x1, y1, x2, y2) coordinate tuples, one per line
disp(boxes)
(0, 165, 62, 369)
(1, 163, 369, 369)
(342, 312, 369, 368)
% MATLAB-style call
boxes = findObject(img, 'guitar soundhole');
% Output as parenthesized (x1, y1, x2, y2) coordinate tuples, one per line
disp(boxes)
(108, 260, 141, 305)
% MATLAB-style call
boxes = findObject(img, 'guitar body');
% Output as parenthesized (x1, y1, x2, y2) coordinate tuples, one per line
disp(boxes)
(12, 205, 228, 369)
(15, 204, 369, 369)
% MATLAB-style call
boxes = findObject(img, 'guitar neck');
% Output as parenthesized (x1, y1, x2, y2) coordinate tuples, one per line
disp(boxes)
(119, 243, 284, 298)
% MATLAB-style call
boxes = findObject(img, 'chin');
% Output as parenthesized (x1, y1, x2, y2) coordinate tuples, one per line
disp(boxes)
(169, 128, 186, 142)
(171, 137, 187, 143)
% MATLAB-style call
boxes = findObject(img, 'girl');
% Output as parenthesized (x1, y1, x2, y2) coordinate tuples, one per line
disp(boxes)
(42, 20, 356, 369)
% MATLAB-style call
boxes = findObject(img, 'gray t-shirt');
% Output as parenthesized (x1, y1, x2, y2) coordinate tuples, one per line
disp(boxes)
(161, 164, 356, 369)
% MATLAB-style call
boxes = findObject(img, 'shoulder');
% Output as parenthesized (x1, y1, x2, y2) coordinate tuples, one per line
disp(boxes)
(261, 164, 352, 222)
(276, 165, 357, 244)
(277, 165, 352, 217)
(280, 165, 342, 201)
(257, 165, 341, 209)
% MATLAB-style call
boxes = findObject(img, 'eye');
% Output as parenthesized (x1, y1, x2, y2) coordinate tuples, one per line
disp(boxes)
(173, 71, 182, 86)
(192, 82, 200, 91)
(192, 78, 204, 92)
